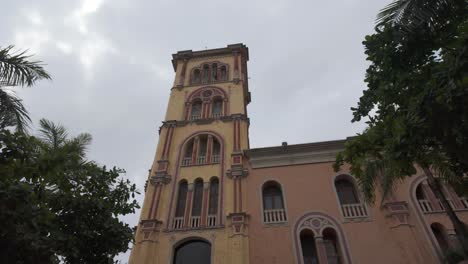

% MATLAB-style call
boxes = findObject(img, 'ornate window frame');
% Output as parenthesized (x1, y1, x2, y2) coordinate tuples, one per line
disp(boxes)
(293, 212, 352, 264)
(184, 86, 229, 120)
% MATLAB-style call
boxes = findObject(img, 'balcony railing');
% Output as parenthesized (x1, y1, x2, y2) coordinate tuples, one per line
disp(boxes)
(190, 216, 201, 228)
(211, 154, 220, 163)
(196, 156, 206, 165)
(182, 155, 221, 166)
(212, 112, 222, 119)
(172, 217, 184, 230)
(182, 157, 192, 166)
(462, 197, 468, 209)
(341, 203, 368, 218)
(190, 114, 201, 120)
(263, 208, 287, 223)
(438, 199, 455, 211)
(207, 215, 217, 227)
(418, 199, 433, 213)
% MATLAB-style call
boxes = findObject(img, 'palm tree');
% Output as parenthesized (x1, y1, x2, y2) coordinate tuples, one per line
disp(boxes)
(0, 45, 51, 132)
(375, 0, 463, 30)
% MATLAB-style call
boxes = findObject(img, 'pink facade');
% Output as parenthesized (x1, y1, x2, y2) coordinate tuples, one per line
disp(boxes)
(245, 140, 468, 264)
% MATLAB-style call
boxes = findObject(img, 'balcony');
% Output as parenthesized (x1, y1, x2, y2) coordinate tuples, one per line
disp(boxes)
(418, 198, 468, 213)
(462, 197, 468, 209)
(172, 217, 184, 230)
(182, 157, 192, 166)
(190, 114, 201, 121)
(190, 216, 201, 228)
(181, 154, 221, 166)
(211, 154, 220, 164)
(196, 156, 206, 165)
(212, 112, 222, 119)
(207, 215, 217, 227)
(418, 199, 433, 213)
(341, 203, 368, 218)
(263, 208, 287, 224)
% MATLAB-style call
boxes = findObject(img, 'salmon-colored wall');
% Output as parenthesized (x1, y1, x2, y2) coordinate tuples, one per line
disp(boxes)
(246, 162, 468, 264)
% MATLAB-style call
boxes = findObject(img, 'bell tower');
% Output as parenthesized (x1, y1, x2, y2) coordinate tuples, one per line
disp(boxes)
(129, 44, 251, 264)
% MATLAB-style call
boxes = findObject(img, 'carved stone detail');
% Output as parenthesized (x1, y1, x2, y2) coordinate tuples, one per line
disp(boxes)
(383, 201, 411, 227)
(300, 216, 332, 234)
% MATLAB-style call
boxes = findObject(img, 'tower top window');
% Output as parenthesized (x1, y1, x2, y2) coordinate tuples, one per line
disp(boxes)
(190, 62, 229, 84)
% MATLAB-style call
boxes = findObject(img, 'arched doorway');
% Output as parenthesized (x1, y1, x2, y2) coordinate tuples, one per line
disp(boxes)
(173, 239, 211, 264)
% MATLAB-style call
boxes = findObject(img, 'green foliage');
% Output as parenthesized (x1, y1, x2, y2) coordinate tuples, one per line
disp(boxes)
(0, 45, 51, 132)
(335, 0, 468, 202)
(0, 120, 140, 264)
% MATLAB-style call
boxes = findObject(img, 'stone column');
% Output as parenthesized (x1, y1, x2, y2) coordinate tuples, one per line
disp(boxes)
(314, 236, 328, 264)
(184, 183, 194, 228)
(191, 137, 199, 165)
(201, 182, 210, 227)
(206, 135, 213, 163)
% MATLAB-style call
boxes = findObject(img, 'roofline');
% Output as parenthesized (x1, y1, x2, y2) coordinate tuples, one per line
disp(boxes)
(245, 138, 350, 158)
(171, 43, 249, 71)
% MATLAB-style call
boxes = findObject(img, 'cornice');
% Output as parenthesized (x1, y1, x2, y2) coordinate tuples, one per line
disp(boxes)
(245, 139, 348, 169)
(159, 114, 249, 130)
(171, 43, 249, 71)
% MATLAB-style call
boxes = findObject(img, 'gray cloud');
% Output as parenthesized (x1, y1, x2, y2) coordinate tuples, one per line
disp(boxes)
(1, 0, 392, 261)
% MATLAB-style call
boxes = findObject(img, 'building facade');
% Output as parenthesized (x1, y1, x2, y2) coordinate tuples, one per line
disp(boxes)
(129, 44, 468, 264)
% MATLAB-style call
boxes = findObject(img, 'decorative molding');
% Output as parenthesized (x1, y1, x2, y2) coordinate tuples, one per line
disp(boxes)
(160, 114, 249, 129)
(293, 212, 352, 264)
(150, 173, 172, 185)
(226, 166, 249, 178)
(228, 212, 248, 236)
(139, 219, 163, 243)
(383, 201, 411, 228)
(246, 139, 347, 168)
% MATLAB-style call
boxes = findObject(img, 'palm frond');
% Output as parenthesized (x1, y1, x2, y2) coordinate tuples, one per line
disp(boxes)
(376, 0, 453, 30)
(38, 118, 68, 149)
(0, 88, 30, 132)
(66, 133, 92, 160)
(0, 45, 51, 87)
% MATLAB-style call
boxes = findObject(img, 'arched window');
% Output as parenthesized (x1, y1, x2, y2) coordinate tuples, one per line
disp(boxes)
(190, 179, 204, 228)
(173, 240, 211, 264)
(335, 175, 368, 218)
(323, 228, 342, 264)
(212, 97, 223, 118)
(191, 100, 202, 120)
(211, 63, 218, 81)
(431, 223, 450, 252)
(220, 66, 227, 81)
(173, 181, 188, 229)
(300, 230, 318, 264)
(192, 69, 201, 84)
(416, 184, 426, 200)
(182, 139, 194, 166)
(208, 177, 219, 227)
(211, 139, 220, 163)
(197, 135, 207, 164)
(262, 181, 287, 223)
(202, 64, 209, 83)
(335, 178, 359, 204)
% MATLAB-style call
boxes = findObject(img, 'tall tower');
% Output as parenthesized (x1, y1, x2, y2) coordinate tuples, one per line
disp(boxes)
(130, 44, 251, 264)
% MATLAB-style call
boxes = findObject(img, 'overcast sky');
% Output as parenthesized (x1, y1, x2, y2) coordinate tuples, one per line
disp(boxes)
(2, 0, 392, 261)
